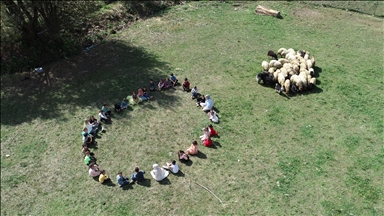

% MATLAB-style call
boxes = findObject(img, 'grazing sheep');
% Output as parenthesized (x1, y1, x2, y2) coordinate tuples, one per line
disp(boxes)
(284, 79, 291, 94)
(304, 53, 309, 60)
(309, 68, 315, 77)
(310, 56, 316, 67)
(277, 73, 286, 87)
(256, 71, 275, 85)
(269, 60, 277, 67)
(267, 50, 278, 60)
(277, 48, 287, 56)
(262, 61, 269, 71)
(268, 67, 275, 74)
(290, 74, 304, 92)
(297, 50, 305, 58)
(299, 72, 308, 90)
(278, 58, 290, 65)
(287, 48, 295, 54)
(290, 81, 298, 93)
(273, 61, 283, 69)
(293, 64, 299, 74)
(306, 59, 313, 70)
(275, 83, 283, 94)
(280, 67, 288, 77)
(309, 77, 317, 90)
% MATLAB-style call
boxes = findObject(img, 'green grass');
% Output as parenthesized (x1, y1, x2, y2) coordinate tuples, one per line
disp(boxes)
(1, 1, 383, 215)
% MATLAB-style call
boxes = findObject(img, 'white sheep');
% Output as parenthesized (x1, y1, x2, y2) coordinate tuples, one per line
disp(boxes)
(306, 59, 313, 70)
(278, 58, 290, 65)
(273, 61, 283, 69)
(309, 77, 317, 90)
(268, 67, 275, 74)
(299, 71, 308, 90)
(283, 79, 291, 94)
(290, 74, 304, 92)
(308, 68, 314, 77)
(277, 72, 286, 87)
(262, 61, 269, 71)
(310, 56, 316, 67)
(277, 48, 287, 56)
(269, 60, 277, 67)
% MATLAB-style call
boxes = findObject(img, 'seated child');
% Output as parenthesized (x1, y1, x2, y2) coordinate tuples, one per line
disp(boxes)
(208, 109, 219, 123)
(201, 95, 214, 112)
(98, 110, 111, 123)
(88, 163, 101, 177)
(89, 116, 100, 131)
(158, 79, 165, 91)
(99, 170, 110, 183)
(178, 150, 190, 162)
(163, 160, 179, 174)
(199, 127, 210, 141)
(138, 88, 150, 101)
(164, 78, 172, 89)
(116, 171, 130, 187)
(121, 98, 129, 109)
(186, 140, 199, 155)
(132, 92, 140, 104)
(149, 79, 156, 91)
(131, 167, 146, 183)
(182, 78, 191, 92)
(101, 104, 111, 117)
(82, 127, 94, 143)
(142, 87, 153, 99)
(150, 164, 169, 181)
(208, 124, 219, 137)
(191, 86, 198, 99)
(170, 73, 178, 86)
(203, 137, 213, 147)
(84, 150, 96, 165)
(196, 95, 206, 107)
(114, 103, 121, 113)
(82, 144, 94, 156)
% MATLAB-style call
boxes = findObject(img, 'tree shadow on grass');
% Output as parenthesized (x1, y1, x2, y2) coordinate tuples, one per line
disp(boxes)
(1, 40, 181, 126)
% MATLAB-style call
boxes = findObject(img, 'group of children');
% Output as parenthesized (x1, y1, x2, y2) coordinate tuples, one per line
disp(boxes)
(79, 73, 221, 186)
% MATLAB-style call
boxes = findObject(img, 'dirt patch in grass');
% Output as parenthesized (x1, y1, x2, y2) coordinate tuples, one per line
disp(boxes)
(291, 7, 323, 19)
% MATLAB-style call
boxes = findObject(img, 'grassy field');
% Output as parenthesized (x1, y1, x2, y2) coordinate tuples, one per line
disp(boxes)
(1, 1, 383, 215)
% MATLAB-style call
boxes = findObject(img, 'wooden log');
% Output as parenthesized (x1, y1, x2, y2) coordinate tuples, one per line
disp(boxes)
(255, 5, 281, 17)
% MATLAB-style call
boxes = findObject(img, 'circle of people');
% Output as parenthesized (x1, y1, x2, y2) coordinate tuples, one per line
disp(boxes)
(81, 73, 220, 187)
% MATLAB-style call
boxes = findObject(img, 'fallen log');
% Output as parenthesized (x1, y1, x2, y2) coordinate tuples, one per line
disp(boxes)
(255, 5, 281, 18)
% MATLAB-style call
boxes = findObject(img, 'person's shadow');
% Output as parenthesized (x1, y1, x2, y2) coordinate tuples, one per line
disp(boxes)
(172, 170, 185, 177)
(179, 159, 193, 166)
(136, 178, 151, 187)
(102, 179, 116, 187)
(158, 178, 171, 185)
(121, 183, 134, 190)
(196, 151, 207, 159)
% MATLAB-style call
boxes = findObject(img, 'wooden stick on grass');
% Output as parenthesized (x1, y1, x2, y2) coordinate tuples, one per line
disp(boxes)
(195, 182, 224, 207)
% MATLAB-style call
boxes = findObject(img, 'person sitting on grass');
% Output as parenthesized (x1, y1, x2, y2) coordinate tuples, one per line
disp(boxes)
(132, 91, 140, 104)
(89, 116, 100, 131)
(163, 160, 179, 174)
(84, 150, 96, 165)
(142, 87, 153, 99)
(196, 94, 205, 107)
(208, 108, 219, 123)
(150, 164, 169, 181)
(82, 128, 94, 143)
(158, 79, 165, 91)
(116, 171, 130, 187)
(131, 167, 146, 183)
(114, 103, 122, 113)
(203, 136, 213, 147)
(182, 78, 191, 92)
(138, 88, 150, 101)
(170, 73, 178, 86)
(200, 127, 210, 141)
(191, 86, 198, 99)
(164, 77, 172, 89)
(149, 79, 156, 91)
(82, 144, 95, 156)
(178, 150, 190, 162)
(98, 110, 111, 123)
(121, 98, 129, 109)
(89, 163, 101, 177)
(186, 140, 199, 155)
(208, 124, 219, 137)
(102, 104, 112, 117)
(99, 170, 110, 184)
(201, 94, 214, 112)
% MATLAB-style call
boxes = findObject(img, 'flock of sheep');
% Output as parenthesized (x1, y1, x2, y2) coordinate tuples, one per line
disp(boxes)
(256, 48, 317, 95)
